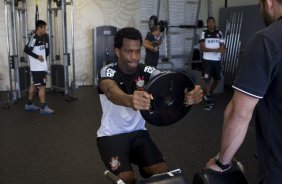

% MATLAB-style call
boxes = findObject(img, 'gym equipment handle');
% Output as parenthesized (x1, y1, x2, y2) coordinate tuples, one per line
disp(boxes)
(104, 170, 126, 184)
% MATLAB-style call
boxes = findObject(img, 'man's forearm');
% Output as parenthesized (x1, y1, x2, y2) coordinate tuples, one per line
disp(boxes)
(24, 46, 38, 59)
(105, 87, 133, 108)
(200, 47, 220, 52)
(144, 41, 155, 51)
(101, 80, 133, 108)
(219, 101, 250, 164)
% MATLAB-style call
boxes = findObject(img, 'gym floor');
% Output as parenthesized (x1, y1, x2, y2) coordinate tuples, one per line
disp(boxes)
(0, 86, 258, 184)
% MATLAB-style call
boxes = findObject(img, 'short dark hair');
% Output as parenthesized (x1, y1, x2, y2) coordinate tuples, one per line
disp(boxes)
(36, 20, 47, 30)
(207, 16, 215, 23)
(114, 27, 143, 49)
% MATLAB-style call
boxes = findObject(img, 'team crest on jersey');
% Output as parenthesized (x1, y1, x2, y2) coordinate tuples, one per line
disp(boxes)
(109, 156, 121, 171)
(203, 73, 209, 79)
(135, 76, 145, 90)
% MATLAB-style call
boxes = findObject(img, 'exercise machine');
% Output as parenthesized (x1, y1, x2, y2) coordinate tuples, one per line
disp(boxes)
(47, 0, 77, 101)
(93, 25, 118, 87)
(4, 0, 29, 108)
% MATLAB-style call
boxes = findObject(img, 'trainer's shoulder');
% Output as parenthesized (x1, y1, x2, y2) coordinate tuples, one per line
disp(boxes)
(258, 21, 282, 40)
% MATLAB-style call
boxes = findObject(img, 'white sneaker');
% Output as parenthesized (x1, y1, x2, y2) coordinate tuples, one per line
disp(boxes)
(25, 104, 40, 111)
(40, 105, 54, 115)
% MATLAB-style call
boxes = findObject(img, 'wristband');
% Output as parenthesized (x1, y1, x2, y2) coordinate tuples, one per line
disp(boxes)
(215, 153, 232, 172)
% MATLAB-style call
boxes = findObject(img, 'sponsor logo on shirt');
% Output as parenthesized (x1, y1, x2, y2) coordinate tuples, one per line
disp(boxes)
(207, 39, 220, 43)
(39, 45, 45, 50)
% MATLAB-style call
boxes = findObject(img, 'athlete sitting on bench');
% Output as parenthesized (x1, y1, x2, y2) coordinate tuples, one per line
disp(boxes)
(96, 27, 203, 184)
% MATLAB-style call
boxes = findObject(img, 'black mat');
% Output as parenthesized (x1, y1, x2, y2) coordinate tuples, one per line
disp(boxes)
(0, 86, 258, 184)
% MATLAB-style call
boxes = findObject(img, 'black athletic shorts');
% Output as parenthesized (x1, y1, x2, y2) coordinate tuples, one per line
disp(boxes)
(97, 130, 165, 175)
(31, 71, 47, 86)
(201, 59, 221, 80)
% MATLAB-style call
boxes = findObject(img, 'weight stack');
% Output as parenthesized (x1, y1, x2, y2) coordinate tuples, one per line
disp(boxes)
(19, 66, 31, 91)
(51, 64, 65, 88)
(137, 173, 188, 184)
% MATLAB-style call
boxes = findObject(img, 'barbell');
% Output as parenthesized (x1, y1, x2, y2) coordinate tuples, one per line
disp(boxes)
(148, 15, 204, 32)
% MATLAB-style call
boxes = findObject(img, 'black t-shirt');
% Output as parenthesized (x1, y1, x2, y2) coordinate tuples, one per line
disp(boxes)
(24, 34, 49, 59)
(97, 63, 160, 137)
(144, 32, 160, 67)
(233, 19, 282, 183)
(98, 63, 159, 94)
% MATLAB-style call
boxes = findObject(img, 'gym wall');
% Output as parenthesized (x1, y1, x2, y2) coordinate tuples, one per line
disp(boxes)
(198, 0, 258, 23)
(0, 1, 8, 91)
(0, 0, 139, 91)
(0, 0, 260, 91)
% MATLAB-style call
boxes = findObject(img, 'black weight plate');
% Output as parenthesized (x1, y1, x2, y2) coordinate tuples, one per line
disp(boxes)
(148, 15, 158, 31)
(141, 71, 194, 126)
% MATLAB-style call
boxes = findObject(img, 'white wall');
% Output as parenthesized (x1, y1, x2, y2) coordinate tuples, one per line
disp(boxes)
(227, 0, 258, 7)
(0, 1, 8, 91)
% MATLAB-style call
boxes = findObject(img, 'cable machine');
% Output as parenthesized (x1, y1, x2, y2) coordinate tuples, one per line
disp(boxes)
(4, 0, 30, 107)
(47, 0, 77, 101)
(93, 26, 118, 87)
(141, 0, 202, 71)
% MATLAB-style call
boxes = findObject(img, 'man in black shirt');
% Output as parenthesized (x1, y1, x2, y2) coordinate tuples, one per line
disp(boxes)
(144, 25, 162, 67)
(205, 1, 282, 183)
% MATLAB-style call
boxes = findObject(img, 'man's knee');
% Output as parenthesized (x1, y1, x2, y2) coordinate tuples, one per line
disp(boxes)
(141, 162, 169, 178)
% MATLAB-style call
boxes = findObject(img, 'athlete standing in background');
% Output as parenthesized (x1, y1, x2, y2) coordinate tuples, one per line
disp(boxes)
(24, 20, 54, 115)
(199, 17, 226, 110)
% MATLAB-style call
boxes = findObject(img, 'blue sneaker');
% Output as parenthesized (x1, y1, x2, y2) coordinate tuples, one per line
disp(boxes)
(25, 104, 40, 111)
(40, 105, 54, 115)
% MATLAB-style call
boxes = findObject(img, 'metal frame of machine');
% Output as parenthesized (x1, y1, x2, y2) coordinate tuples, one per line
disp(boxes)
(4, 0, 29, 105)
(47, 0, 77, 100)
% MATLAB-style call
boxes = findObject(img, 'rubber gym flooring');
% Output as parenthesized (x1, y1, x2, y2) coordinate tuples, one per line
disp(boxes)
(0, 86, 258, 184)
